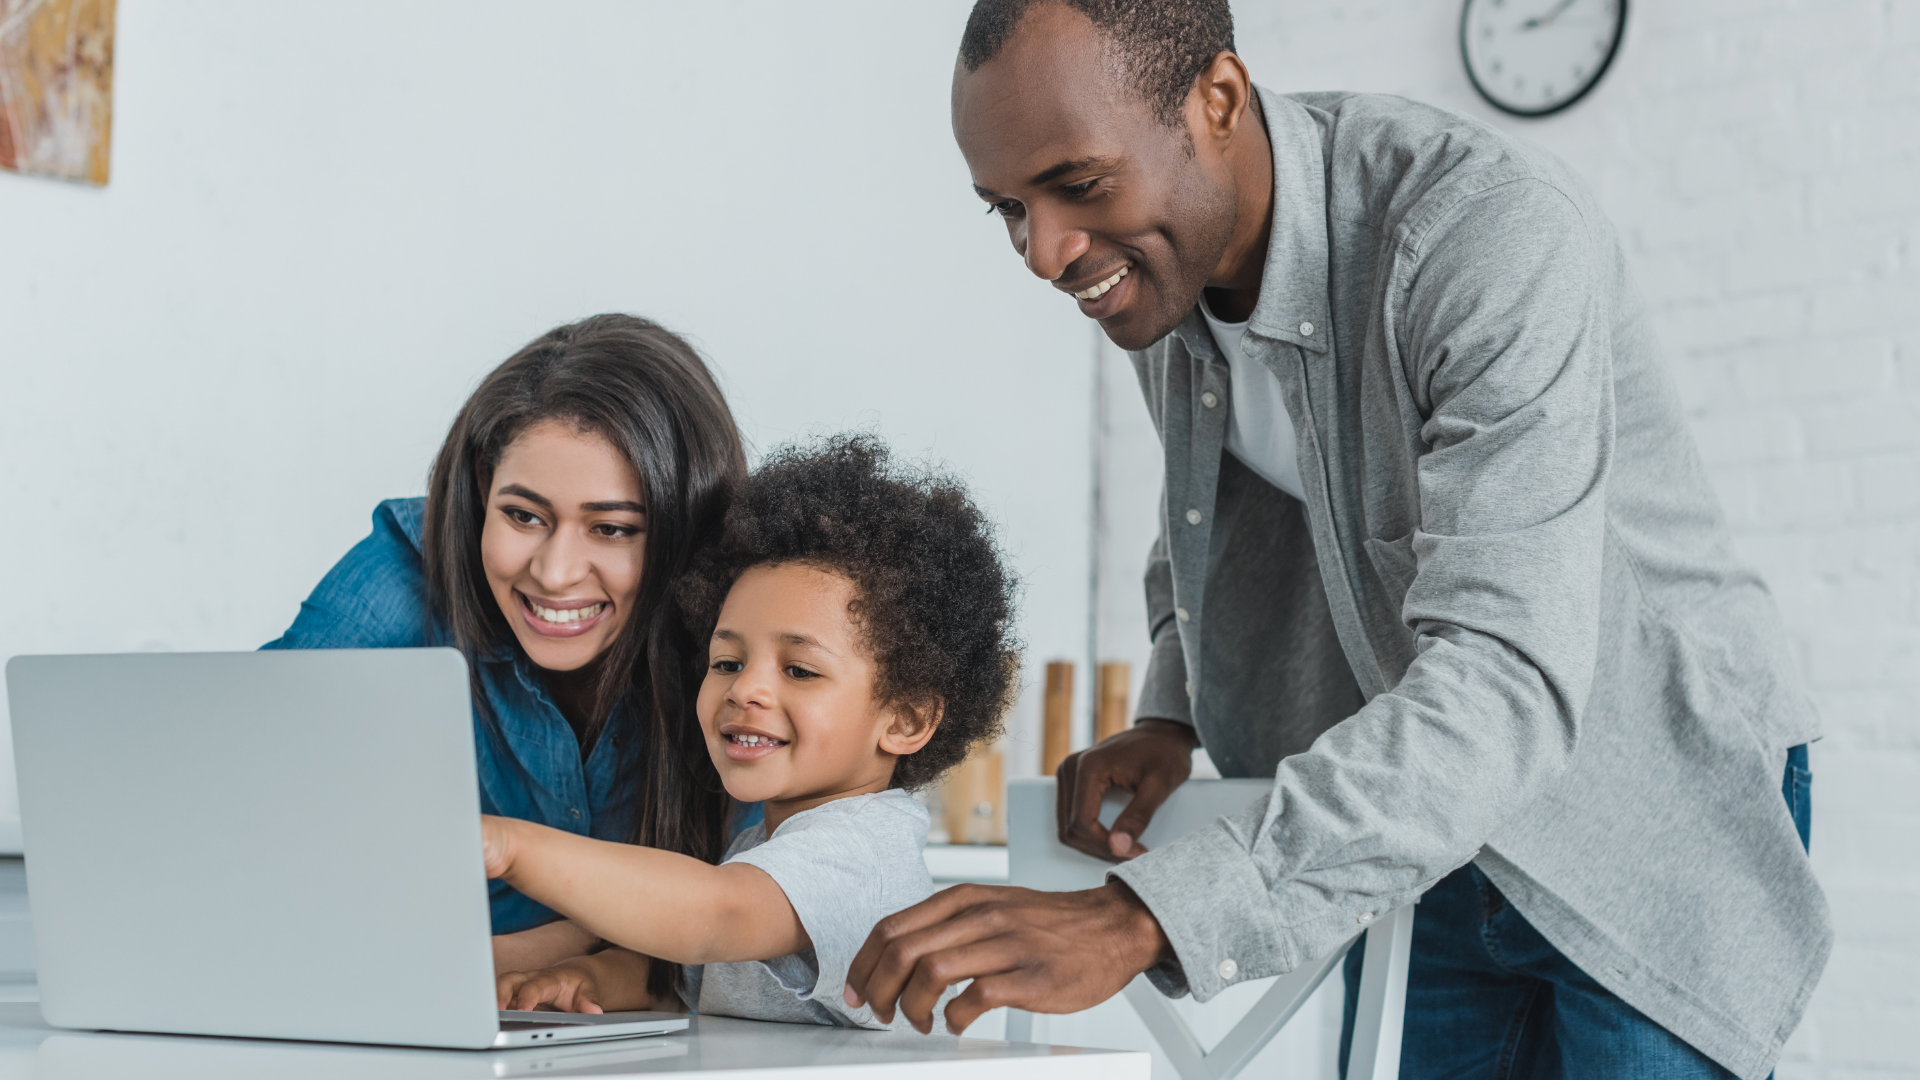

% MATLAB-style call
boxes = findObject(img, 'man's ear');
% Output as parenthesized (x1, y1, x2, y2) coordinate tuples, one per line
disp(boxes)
(1189, 50, 1255, 145)
(878, 699, 944, 757)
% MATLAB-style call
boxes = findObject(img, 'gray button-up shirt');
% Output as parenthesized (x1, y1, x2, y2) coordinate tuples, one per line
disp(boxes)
(1108, 90, 1828, 1080)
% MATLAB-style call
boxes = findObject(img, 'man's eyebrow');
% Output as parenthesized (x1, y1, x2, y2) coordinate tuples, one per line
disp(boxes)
(1029, 156, 1111, 186)
(497, 483, 552, 508)
(581, 500, 646, 515)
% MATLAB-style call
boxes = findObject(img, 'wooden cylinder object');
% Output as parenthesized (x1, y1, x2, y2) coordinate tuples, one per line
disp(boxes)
(941, 747, 1005, 845)
(1096, 661, 1131, 743)
(1041, 661, 1074, 776)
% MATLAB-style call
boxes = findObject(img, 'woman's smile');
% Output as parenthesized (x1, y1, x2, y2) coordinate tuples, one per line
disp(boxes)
(516, 590, 611, 638)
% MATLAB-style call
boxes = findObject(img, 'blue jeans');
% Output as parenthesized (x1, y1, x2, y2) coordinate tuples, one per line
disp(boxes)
(1340, 745, 1812, 1079)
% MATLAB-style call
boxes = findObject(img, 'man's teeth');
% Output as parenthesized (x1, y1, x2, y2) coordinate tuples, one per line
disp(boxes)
(531, 601, 605, 624)
(1074, 266, 1129, 300)
(731, 733, 784, 748)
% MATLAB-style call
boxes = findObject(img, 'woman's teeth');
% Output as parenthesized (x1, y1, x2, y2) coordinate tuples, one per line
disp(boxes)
(531, 601, 604, 625)
(729, 733, 784, 748)
(1074, 266, 1128, 300)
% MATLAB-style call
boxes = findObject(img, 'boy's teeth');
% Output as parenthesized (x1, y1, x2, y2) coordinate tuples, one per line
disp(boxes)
(532, 601, 604, 624)
(1074, 266, 1128, 300)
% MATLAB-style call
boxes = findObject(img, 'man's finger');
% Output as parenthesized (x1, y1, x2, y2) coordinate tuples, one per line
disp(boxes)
(1065, 752, 1119, 860)
(890, 934, 1028, 1034)
(846, 884, 999, 1011)
(1054, 751, 1083, 845)
(1106, 773, 1177, 857)
(943, 968, 1047, 1036)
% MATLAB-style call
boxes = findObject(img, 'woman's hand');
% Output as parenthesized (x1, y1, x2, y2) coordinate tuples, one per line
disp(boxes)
(480, 814, 518, 879)
(497, 948, 667, 1015)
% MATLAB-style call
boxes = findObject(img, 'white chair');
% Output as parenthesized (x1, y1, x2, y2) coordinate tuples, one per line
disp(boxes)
(1003, 777, 1411, 1080)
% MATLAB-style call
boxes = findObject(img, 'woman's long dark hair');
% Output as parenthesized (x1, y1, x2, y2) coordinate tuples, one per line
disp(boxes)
(423, 314, 742, 884)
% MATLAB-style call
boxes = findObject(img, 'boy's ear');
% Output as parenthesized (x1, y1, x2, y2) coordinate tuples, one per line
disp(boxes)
(878, 698, 944, 757)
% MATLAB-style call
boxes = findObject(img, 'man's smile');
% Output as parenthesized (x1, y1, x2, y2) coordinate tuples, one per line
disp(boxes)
(1070, 265, 1129, 300)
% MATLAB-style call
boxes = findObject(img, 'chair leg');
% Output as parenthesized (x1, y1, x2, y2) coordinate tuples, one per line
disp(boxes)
(1344, 905, 1415, 1080)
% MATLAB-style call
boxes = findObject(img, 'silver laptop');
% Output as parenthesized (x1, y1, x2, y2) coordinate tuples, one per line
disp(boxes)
(5, 648, 687, 1049)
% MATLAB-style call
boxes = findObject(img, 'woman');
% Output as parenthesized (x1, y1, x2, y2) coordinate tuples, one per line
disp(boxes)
(265, 314, 746, 977)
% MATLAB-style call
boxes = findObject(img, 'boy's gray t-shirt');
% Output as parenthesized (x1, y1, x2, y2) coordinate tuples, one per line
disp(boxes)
(681, 789, 937, 1029)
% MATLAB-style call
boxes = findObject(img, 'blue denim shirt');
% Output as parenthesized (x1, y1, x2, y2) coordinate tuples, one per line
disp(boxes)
(262, 498, 641, 934)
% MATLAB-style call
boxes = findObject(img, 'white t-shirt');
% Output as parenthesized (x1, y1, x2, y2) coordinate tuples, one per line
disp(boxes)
(1200, 295, 1306, 502)
(681, 789, 941, 1030)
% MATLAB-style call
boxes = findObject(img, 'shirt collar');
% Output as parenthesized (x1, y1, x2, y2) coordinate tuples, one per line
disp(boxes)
(1174, 88, 1333, 359)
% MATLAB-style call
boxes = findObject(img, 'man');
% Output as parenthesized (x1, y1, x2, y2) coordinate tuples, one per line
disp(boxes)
(843, 2, 1828, 1077)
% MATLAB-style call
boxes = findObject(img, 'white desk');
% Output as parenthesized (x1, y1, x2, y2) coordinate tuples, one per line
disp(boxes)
(0, 1002, 1146, 1079)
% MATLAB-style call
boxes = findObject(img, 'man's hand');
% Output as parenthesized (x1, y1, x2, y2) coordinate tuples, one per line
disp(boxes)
(843, 881, 1171, 1035)
(1056, 718, 1198, 861)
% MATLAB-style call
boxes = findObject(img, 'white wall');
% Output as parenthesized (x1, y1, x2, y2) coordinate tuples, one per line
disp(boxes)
(0, 0, 1099, 832)
(1092, 2, 1920, 1076)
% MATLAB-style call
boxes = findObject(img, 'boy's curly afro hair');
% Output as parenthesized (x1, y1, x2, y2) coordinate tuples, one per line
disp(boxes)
(675, 434, 1022, 791)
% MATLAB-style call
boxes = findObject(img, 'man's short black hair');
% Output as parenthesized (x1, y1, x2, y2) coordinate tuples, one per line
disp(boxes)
(959, 0, 1237, 128)
(676, 434, 1022, 791)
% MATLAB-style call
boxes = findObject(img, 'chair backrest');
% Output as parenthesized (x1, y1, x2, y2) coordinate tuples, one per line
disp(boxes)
(1007, 777, 1271, 892)
(1002, 775, 1409, 1080)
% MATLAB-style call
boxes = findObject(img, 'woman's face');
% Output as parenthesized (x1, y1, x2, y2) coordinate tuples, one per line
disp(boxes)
(480, 421, 647, 672)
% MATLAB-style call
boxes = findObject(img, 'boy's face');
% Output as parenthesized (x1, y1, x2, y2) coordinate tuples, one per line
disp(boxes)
(697, 562, 934, 812)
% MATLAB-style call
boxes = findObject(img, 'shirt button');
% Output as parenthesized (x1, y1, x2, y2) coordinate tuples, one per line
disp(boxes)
(1357, 911, 1374, 925)
(1185, 680, 1193, 696)
(570, 808, 582, 820)
(1300, 321, 1314, 336)
(1176, 607, 1191, 622)
(1200, 391, 1219, 408)
(1217, 958, 1238, 981)
(1186, 508, 1203, 525)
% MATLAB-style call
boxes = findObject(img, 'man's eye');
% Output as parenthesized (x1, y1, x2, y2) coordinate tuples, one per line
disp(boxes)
(711, 659, 743, 673)
(1062, 180, 1096, 198)
(785, 665, 818, 680)
(985, 199, 1020, 217)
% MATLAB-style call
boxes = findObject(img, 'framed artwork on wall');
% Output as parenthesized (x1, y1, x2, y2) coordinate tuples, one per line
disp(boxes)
(0, 0, 116, 185)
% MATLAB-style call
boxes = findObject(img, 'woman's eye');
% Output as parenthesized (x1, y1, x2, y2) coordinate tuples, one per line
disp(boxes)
(504, 508, 543, 527)
(711, 659, 743, 674)
(784, 665, 818, 681)
(593, 523, 641, 539)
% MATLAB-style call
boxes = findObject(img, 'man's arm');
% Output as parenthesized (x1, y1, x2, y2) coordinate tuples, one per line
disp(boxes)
(482, 816, 809, 966)
(1054, 501, 1201, 860)
(850, 178, 1614, 1031)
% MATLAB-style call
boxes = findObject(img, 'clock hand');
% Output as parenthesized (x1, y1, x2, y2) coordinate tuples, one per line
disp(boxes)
(1520, 0, 1578, 30)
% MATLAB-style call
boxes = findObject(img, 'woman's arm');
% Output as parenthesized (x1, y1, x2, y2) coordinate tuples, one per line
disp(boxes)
(481, 815, 807, 966)
(493, 918, 601, 975)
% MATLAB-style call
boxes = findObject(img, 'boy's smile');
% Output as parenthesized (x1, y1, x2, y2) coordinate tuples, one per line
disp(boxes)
(697, 561, 938, 833)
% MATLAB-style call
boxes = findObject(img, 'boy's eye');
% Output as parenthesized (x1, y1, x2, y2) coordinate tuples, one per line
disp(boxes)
(711, 659, 743, 674)
(784, 665, 818, 680)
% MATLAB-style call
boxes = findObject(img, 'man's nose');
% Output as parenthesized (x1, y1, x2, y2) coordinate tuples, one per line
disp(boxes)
(1020, 206, 1091, 283)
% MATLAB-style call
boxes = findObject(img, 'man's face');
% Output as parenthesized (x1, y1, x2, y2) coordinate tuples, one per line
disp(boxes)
(952, 3, 1238, 351)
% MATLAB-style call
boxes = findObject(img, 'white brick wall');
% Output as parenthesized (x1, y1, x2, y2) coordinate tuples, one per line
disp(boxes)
(1092, 2, 1920, 1074)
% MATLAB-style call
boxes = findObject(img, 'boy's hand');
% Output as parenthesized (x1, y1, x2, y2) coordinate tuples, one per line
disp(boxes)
(480, 815, 517, 879)
(497, 949, 662, 1014)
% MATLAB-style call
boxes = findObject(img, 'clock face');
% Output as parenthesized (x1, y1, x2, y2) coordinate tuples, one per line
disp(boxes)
(1461, 0, 1626, 117)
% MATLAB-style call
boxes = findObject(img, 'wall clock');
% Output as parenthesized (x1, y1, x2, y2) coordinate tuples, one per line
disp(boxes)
(1461, 0, 1626, 118)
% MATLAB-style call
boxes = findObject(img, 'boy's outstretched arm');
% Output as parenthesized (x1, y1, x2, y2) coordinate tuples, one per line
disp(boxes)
(481, 815, 808, 965)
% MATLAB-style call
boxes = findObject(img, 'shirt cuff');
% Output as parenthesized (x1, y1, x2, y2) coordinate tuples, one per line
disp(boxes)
(1135, 623, 1195, 725)
(1108, 820, 1293, 1004)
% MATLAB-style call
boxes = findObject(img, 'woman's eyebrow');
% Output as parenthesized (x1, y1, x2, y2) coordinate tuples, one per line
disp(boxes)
(581, 500, 646, 514)
(497, 483, 552, 508)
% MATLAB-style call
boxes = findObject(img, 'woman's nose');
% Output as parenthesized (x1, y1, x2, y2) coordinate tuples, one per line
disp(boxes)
(528, 530, 592, 592)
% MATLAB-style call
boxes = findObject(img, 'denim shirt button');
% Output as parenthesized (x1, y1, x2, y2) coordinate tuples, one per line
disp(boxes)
(570, 807, 582, 820)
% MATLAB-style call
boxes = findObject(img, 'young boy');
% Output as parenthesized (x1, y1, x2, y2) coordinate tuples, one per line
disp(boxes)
(481, 435, 1019, 1029)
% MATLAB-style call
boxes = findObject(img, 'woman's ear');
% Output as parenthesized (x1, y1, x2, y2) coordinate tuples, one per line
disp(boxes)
(878, 698, 944, 757)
